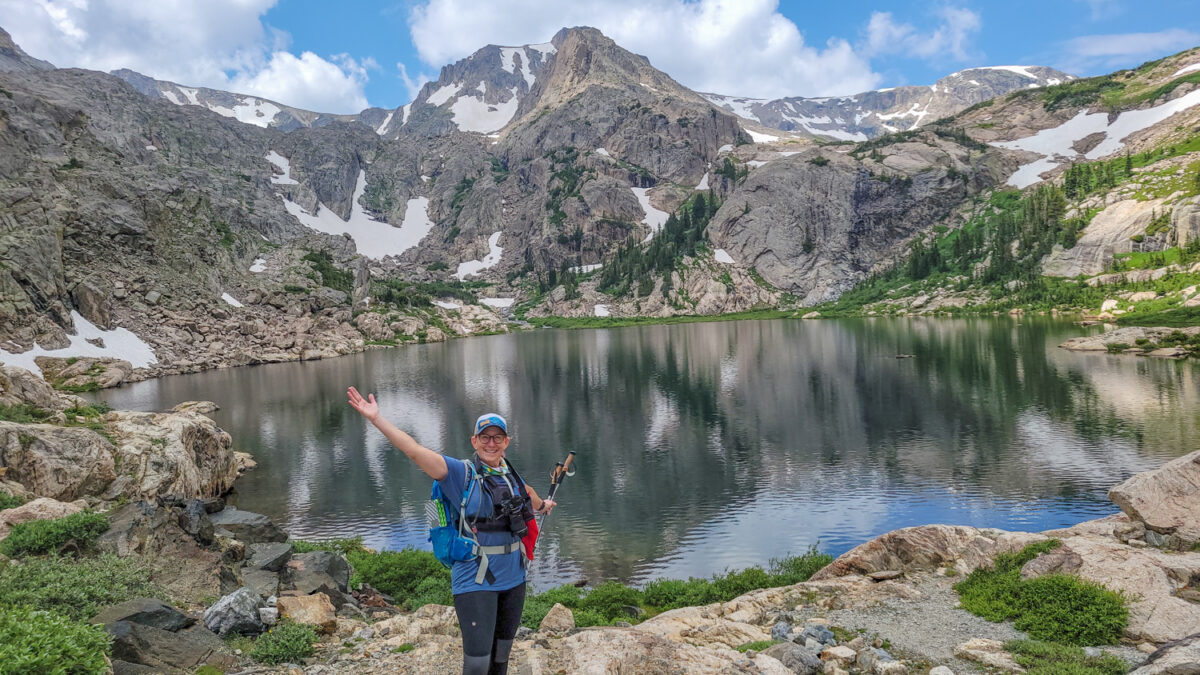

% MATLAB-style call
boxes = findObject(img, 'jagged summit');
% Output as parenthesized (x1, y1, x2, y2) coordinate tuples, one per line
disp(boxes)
(703, 64, 1074, 141)
(0, 27, 54, 73)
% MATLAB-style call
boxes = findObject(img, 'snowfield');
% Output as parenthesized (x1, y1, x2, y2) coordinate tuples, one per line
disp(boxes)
(993, 88, 1200, 188)
(632, 188, 670, 242)
(714, 249, 735, 264)
(454, 232, 504, 280)
(221, 293, 244, 308)
(450, 86, 521, 133)
(0, 311, 157, 376)
(265, 151, 299, 185)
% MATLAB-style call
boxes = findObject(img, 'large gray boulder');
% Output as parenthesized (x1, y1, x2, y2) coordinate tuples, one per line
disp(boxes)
(202, 587, 263, 636)
(107, 621, 237, 673)
(208, 507, 286, 544)
(1109, 450, 1200, 550)
(763, 642, 823, 674)
(282, 550, 351, 593)
(246, 541, 292, 571)
(92, 598, 193, 632)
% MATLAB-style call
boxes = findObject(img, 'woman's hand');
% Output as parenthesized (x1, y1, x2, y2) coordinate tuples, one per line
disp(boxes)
(347, 386, 380, 423)
(535, 499, 556, 515)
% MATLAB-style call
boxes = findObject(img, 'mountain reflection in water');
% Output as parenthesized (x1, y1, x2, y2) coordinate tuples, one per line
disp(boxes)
(93, 318, 1199, 587)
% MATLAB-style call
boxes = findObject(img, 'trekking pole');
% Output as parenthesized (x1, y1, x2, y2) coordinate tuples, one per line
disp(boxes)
(534, 451, 575, 548)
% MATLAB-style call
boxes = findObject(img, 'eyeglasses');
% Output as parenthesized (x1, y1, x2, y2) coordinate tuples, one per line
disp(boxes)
(477, 434, 507, 445)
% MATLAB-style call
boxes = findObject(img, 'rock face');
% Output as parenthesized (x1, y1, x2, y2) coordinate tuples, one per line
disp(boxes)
(1132, 633, 1200, 675)
(107, 408, 241, 499)
(810, 525, 1045, 580)
(1109, 449, 1200, 549)
(0, 422, 117, 500)
(203, 587, 264, 637)
(276, 592, 337, 634)
(106, 621, 237, 675)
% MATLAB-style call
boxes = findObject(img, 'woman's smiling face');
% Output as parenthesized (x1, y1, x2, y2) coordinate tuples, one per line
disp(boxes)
(471, 426, 510, 466)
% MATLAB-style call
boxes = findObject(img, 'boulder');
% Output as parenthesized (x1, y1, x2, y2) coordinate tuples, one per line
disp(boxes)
(177, 499, 213, 544)
(282, 550, 351, 593)
(820, 645, 857, 664)
(276, 592, 337, 634)
(763, 641, 824, 674)
(35, 356, 131, 389)
(107, 620, 237, 673)
(953, 639, 1021, 672)
(1109, 450, 1200, 549)
(203, 587, 263, 636)
(810, 525, 1046, 579)
(246, 541, 292, 571)
(241, 568, 280, 599)
(107, 410, 240, 500)
(0, 365, 66, 410)
(0, 422, 117, 501)
(0, 495, 86, 540)
(1131, 632, 1200, 675)
(208, 507, 286, 544)
(539, 602, 576, 633)
(375, 604, 460, 643)
(92, 598, 194, 632)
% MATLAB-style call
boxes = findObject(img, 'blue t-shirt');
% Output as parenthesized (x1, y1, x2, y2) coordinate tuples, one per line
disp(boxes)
(439, 455, 527, 595)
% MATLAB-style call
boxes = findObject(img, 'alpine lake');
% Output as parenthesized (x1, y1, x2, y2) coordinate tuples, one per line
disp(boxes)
(90, 317, 1200, 589)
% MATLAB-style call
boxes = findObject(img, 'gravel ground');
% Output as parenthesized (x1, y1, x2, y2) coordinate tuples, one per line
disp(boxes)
(817, 573, 1147, 673)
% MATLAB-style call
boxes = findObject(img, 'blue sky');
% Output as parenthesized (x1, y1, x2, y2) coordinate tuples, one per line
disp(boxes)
(4, 0, 1199, 112)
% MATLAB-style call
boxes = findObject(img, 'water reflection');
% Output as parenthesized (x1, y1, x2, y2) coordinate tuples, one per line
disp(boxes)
(94, 318, 1199, 586)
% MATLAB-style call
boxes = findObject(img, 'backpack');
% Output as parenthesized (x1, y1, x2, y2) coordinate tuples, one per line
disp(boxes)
(427, 459, 540, 583)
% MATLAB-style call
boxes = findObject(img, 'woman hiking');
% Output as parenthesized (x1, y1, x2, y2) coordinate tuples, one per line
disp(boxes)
(346, 386, 555, 675)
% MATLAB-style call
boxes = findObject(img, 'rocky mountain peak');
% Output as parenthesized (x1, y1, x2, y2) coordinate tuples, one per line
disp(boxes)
(0, 27, 54, 73)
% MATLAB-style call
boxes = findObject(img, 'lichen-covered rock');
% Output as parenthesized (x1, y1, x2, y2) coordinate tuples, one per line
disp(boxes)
(35, 356, 132, 390)
(107, 410, 240, 500)
(203, 587, 263, 637)
(0, 422, 117, 501)
(953, 639, 1022, 672)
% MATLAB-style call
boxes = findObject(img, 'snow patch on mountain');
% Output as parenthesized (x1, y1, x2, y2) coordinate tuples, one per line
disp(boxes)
(451, 87, 521, 133)
(993, 88, 1200, 188)
(714, 249, 735, 264)
(744, 128, 779, 143)
(278, 170, 434, 259)
(221, 293, 244, 308)
(1174, 62, 1200, 78)
(427, 83, 462, 106)
(633, 187, 670, 242)
(376, 110, 394, 135)
(976, 65, 1039, 79)
(265, 152, 299, 185)
(454, 232, 504, 279)
(703, 94, 766, 122)
(0, 311, 157, 376)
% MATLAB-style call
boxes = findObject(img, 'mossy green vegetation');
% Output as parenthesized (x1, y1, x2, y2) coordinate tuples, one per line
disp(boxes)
(0, 554, 162, 622)
(302, 251, 354, 294)
(371, 278, 485, 309)
(0, 403, 54, 424)
(0, 492, 24, 511)
(735, 640, 779, 652)
(249, 621, 318, 665)
(1005, 639, 1128, 675)
(954, 541, 1127, 645)
(0, 604, 112, 675)
(1117, 306, 1200, 328)
(291, 538, 452, 610)
(522, 546, 832, 629)
(0, 511, 110, 558)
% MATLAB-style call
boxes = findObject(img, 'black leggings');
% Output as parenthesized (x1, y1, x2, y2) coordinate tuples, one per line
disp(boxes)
(453, 582, 526, 675)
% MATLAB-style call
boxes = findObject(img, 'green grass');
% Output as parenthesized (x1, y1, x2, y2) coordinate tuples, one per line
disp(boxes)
(0, 605, 112, 675)
(0, 554, 163, 622)
(0, 403, 53, 423)
(250, 621, 317, 665)
(0, 511, 110, 558)
(1116, 305, 1200, 328)
(0, 492, 24, 511)
(522, 546, 832, 629)
(736, 640, 779, 652)
(302, 251, 354, 295)
(1005, 639, 1128, 675)
(955, 541, 1127, 645)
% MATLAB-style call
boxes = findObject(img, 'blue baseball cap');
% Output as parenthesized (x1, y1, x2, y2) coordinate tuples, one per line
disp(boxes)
(473, 413, 508, 436)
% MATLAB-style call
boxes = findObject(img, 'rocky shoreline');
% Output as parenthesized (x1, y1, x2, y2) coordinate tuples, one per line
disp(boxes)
(1, 362, 1199, 673)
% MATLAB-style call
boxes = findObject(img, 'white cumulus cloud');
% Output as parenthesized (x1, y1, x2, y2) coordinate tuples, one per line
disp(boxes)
(407, 0, 884, 98)
(864, 7, 982, 63)
(0, 0, 374, 113)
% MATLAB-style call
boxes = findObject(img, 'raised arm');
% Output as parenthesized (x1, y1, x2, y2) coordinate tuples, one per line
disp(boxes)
(524, 484, 555, 514)
(347, 386, 448, 480)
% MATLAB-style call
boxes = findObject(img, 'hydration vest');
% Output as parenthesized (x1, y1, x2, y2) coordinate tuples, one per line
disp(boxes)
(427, 456, 539, 585)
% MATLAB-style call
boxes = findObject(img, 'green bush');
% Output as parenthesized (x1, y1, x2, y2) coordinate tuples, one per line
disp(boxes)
(1005, 639, 1128, 675)
(735, 640, 778, 653)
(0, 403, 53, 423)
(0, 605, 112, 675)
(0, 554, 161, 621)
(0, 511, 110, 558)
(956, 541, 1127, 645)
(290, 539, 450, 610)
(577, 581, 643, 620)
(250, 621, 317, 665)
(0, 492, 23, 511)
(520, 584, 585, 629)
(1014, 575, 1127, 646)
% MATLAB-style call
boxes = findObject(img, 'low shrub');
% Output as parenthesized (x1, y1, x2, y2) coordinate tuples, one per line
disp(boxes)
(250, 621, 318, 665)
(0, 511, 110, 557)
(1005, 639, 1128, 675)
(520, 584, 585, 629)
(291, 538, 451, 610)
(576, 581, 643, 620)
(956, 541, 1127, 645)
(0, 492, 23, 511)
(0, 554, 162, 621)
(736, 640, 779, 653)
(0, 605, 112, 675)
